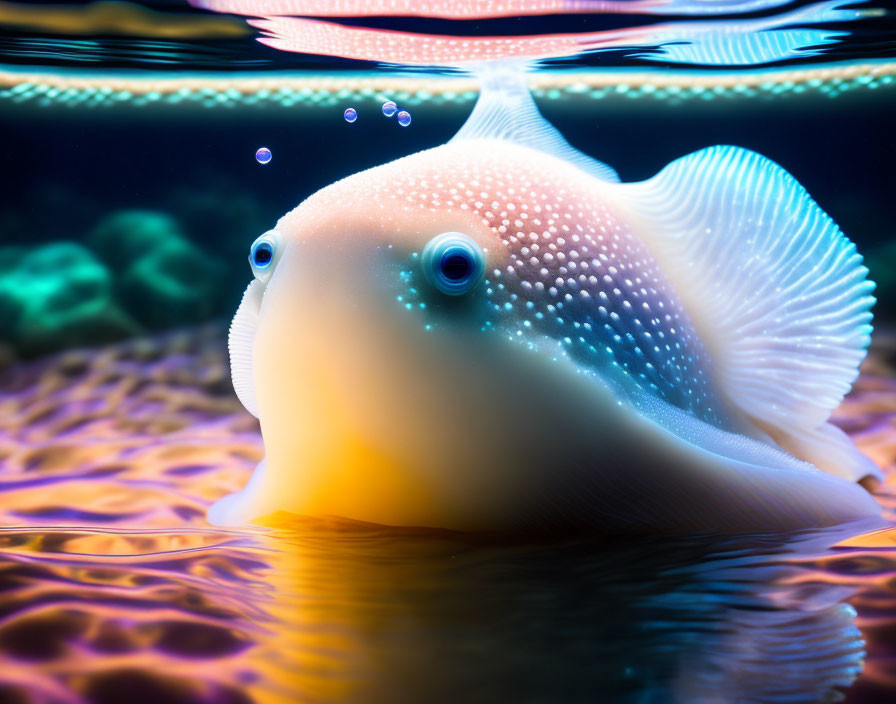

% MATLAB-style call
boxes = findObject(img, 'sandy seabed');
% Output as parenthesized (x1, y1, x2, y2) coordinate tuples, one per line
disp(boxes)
(0, 326, 895, 703)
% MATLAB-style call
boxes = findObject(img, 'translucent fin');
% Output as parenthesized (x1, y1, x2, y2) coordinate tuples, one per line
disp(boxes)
(451, 62, 619, 183)
(208, 459, 267, 526)
(229, 280, 263, 417)
(626, 146, 875, 474)
(761, 420, 884, 483)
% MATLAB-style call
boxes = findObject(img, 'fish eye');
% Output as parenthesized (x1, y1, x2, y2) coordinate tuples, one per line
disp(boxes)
(249, 230, 281, 282)
(252, 242, 273, 268)
(421, 232, 484, 296)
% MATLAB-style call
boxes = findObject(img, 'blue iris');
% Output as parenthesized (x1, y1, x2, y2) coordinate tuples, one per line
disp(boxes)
(421, 232, 484, 296)
(250, 240, 274, 269)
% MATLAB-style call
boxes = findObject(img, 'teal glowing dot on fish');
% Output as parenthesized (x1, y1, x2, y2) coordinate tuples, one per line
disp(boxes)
(255, 147, 272, 164)
(382, 100, 397, 117)
(344, 107, 358, 123)
(397, 110, 411, 127)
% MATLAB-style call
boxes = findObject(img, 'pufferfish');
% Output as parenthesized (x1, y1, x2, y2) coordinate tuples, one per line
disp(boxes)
(210, 69, 882, 533)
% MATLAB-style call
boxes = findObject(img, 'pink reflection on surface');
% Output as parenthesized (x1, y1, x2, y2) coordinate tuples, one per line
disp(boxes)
(189, 0, 791, 19)
(247, 16, 652, 64)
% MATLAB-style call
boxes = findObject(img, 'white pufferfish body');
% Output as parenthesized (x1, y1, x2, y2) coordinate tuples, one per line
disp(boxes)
(210, 68, 882, 533)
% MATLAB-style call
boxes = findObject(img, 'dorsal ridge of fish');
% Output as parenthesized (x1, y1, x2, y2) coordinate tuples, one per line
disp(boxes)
(624, 144, 880, 484)
(450, 61, 620, 183)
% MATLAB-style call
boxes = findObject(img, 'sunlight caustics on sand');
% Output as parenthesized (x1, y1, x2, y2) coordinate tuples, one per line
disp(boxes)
(0, 327, 894, 701)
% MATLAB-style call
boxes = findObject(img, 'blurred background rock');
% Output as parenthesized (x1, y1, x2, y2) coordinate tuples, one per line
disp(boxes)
(0, 202, 246, 361)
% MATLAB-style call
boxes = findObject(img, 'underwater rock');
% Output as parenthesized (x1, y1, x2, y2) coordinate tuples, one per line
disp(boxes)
(89, 210, 226, 329)
(0, 242, 138, 356)
(89, 210, 174, 270)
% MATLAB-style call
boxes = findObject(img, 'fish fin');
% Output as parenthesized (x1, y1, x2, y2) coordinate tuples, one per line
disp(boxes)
(229, 280, 263, 418)
(208, 459, 267, 526)
(760, 420, 883, 484)
(627, 145, 875, 476)
(451, 62, 619, 183)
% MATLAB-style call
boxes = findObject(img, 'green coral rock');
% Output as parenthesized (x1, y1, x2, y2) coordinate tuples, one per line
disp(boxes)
(0, 242, 139, 356)
(90, 210, 226, 328)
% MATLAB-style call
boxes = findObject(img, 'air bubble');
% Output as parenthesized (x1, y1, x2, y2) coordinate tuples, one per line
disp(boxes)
(397, 110, 412, 127)
(255, 147, 272, 164)
(344, 107, 357, 123)
(381, 100, 397, 117)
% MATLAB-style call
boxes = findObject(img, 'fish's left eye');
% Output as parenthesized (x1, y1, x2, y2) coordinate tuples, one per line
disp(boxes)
(421, 232, 484, 296)
(252, 242, 273, 268)
(249, 230, 281, 282)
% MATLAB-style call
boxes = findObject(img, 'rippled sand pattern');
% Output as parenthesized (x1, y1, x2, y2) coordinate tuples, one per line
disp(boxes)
(0, 327, 895, 703)
(0, 328, 268, 704)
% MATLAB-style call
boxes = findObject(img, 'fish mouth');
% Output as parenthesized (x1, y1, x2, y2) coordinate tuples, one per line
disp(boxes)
(228, 278, 265, 418)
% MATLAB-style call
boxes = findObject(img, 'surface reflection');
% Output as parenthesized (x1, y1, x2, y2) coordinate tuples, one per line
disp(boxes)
(250, 519, 873, 704)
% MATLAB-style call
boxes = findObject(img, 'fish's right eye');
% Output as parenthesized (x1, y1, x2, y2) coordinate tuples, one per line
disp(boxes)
(248, 230, 281, 282)
(421, 232, 484, 296)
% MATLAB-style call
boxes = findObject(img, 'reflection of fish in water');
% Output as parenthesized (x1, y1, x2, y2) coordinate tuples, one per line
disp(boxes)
(202, 0, 871, 68)
(254, 521, 868, 703)
(209, 64, 882, 532)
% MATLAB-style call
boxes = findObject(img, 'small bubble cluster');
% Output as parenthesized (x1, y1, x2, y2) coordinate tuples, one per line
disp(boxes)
(255, 147, 272, 164)
(382, 99, 412, 127)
